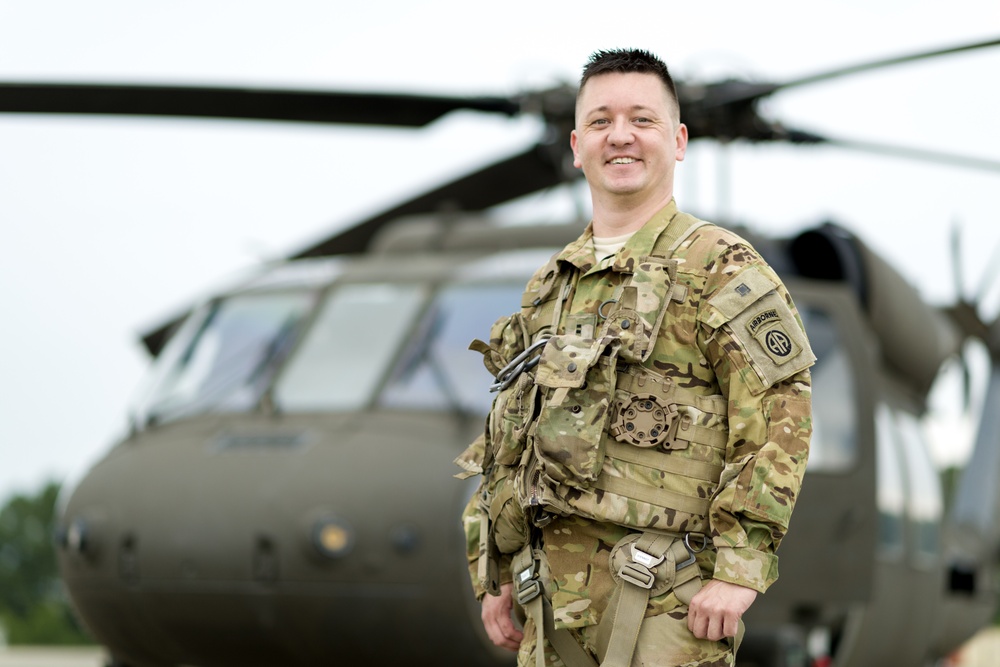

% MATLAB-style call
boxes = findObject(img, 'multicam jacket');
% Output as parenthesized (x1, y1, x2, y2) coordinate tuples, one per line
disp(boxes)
(457, 200, 814, 629)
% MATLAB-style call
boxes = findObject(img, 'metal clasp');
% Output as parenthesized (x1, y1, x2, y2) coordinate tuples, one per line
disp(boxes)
(677, 533, 708, 570)
(490, 337, 549, 392)
(630, 543, 665, 569)
(598, 299, 618, 320)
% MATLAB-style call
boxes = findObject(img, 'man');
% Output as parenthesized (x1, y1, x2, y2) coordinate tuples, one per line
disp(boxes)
(458, 48, 814, 667)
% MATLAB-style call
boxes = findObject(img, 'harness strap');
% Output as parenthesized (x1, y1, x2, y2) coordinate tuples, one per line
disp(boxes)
(543, 598, 598, 667)
(604, 440, 724, 481)
(615, 367, 729, 417)
(512, 546, 598, 667)
(593, 475, 712, 517)
(597, 530, 741, 666)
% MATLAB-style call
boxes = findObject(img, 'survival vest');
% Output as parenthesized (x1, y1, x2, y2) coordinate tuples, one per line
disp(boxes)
(471, 210, 814, 584)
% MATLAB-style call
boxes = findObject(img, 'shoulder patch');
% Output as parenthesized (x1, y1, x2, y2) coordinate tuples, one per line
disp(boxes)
(704, 265, 816, 392)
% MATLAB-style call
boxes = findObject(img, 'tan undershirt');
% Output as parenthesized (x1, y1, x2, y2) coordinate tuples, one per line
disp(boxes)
(592, 230, 636, 264)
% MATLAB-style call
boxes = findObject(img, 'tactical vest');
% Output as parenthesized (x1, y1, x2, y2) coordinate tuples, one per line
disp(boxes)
(474, 214, 730, 556)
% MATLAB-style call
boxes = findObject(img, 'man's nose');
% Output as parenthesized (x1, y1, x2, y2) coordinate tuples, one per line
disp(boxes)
(608, 118, 634, 145)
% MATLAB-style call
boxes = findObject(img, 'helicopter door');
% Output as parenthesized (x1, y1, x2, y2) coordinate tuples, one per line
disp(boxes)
(756, 281, 878, 614)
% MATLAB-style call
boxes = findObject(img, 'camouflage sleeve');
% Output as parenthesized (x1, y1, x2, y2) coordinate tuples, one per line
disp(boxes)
(698, 244, 814, 593)
(455, 436, 514, 600)
(460, 485, 489, 601)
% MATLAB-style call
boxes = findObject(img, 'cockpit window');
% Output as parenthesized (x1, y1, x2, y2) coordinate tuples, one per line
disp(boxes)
(274, 283, 425, 411)
(801, 307, 857, 472)
(876, 403, 944, 565)
(134, 291, 314, 426)
(379, 282, 524, 414)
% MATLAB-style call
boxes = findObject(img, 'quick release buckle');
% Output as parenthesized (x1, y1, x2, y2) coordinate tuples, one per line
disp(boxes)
(617, 544, 664, 590)
(630, 543, 665, 569)
(515, 558, 542, 605)
(490, 337, 550, 393)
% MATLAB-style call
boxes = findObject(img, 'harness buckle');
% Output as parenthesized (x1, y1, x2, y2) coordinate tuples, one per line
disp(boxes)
(616, 543, 665, 590)
(514, 557, 542, 604)
(630, 543, 665, 568)
(618, 562, 655, 590)
(516, 579, 542, 605)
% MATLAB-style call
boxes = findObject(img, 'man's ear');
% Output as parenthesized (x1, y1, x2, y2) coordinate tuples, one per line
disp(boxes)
(675, 123, 689, 162)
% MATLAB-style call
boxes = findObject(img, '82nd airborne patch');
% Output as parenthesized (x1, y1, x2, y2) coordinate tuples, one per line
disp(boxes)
(746, 306, 800, 364)
(706, 264, 816, 391)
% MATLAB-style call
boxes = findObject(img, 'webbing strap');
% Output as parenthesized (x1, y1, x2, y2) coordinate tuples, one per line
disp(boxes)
(593, 474, 712, 516)
(654, 213, 712, 257)
(512, 546, 598, 667)
(601, 532, 675, 667)
(615, 369, 729, 418)
(600, 533, 709, 667)
(604, 440, 724, 481)
(543, 598, 598, 667)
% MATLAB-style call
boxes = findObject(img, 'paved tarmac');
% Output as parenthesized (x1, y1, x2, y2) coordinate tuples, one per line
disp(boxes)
(2, 627, 1000, 666)
(0, 646, 106, 667)
(945, 626, 1000, 666)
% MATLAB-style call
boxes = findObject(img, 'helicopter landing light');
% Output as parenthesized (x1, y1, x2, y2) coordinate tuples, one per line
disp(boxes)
(312, 517, 354, 559)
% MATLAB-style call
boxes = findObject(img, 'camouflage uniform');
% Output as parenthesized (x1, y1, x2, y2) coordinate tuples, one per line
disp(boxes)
(458, 201, 814, 667)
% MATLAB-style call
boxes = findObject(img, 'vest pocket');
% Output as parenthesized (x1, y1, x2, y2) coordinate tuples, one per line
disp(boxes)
(473, 312, 537, 466)
(532, 335, 620, 488)
(488, 465, 531, 554)
(489, 377, 538, 466)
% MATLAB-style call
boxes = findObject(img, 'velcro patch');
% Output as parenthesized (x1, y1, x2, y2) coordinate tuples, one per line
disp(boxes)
(707, 265, 778, 321)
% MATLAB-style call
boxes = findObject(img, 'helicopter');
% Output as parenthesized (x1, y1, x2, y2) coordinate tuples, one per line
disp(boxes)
(3, 37, 1000, 667)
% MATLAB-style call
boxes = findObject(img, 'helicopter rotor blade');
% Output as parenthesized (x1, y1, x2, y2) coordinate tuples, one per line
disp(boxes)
(291, 141, 574, 258)
(952, 221, 966, 301)
(775, 36, 1000, 94)
(820, 137, 1000, 173)
(692, 36, 1000, 111)
(973, 237, 1000, 304)
(0, 82, 520, 126)
(774, 125, 1000, 173)
(137, 142, 576, 357)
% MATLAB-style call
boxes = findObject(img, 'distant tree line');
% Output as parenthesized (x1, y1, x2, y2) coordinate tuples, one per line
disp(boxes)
(0, 481, 92, 644)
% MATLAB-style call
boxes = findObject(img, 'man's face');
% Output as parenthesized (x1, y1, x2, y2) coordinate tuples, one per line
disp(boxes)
(571, 72, 688, 205)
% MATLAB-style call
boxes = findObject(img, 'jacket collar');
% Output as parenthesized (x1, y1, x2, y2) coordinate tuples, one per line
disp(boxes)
(556, 199, 682, 276)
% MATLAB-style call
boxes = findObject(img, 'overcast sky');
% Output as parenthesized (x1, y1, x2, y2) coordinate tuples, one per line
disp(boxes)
(1, 0, 999, 502)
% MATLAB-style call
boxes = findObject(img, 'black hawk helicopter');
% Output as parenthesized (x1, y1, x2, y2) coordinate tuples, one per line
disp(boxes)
(3, 38, 1000, 667)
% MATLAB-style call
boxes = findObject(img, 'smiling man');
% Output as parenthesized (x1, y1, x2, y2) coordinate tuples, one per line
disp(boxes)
(460, 49, 815, 667)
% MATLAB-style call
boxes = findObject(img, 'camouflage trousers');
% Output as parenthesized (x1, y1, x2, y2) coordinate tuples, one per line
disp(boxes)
(515, 610, 734, 667)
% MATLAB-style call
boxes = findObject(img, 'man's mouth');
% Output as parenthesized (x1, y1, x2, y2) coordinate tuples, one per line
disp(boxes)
(609, 157, 638, 165)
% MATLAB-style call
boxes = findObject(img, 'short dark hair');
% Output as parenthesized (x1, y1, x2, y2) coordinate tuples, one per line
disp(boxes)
(578, 49, 679, 117)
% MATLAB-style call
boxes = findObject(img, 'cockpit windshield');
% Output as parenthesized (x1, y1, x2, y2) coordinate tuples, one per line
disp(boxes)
(273, 282, 426, 411)
(379, 282, 524, 414)
(133, 291, 315, 427)
(131, 271, 858, 457)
